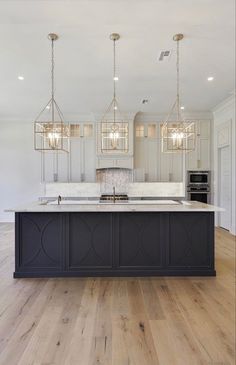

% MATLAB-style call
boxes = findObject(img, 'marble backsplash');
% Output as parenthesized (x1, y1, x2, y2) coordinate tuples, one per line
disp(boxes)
(96, 168, 133, 194)
(44, 181, 185, 198)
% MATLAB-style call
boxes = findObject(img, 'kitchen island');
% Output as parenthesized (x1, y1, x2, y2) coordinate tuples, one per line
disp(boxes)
(9, 201, 223, 278)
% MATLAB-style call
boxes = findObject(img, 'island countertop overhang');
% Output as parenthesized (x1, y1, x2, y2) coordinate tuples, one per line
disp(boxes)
(7, 200, 224, 213)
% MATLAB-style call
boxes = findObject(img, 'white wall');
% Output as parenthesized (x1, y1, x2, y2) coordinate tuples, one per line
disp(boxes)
(0, 121, 43, 222)
(213, 95, 235, 235)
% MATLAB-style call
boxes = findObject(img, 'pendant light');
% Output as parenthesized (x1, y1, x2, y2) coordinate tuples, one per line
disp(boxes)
(100, 33, 129, 153)
(34, 33, 69, 152)
(161, 34, 195, 153)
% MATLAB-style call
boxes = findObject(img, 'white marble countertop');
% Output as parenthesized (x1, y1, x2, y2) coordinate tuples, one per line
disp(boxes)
(6, 200, 224, 213)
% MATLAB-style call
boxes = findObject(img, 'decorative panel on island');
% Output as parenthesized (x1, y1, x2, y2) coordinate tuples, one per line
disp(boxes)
(14, 211, 215, 277)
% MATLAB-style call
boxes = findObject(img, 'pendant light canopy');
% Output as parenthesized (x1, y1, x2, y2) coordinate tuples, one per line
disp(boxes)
(34, 33, 69, 152)
(161, 34, 195, 153)
(100, 33, 129, 153)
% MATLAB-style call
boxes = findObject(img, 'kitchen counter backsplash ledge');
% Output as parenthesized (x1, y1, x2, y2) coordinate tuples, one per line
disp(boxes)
(44, 182, 185, 198)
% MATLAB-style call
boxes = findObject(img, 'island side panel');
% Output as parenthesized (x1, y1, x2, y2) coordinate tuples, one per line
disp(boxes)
(115, 212, 167, 271)
(166, 212, 215, 275)
(67, 212, 113, 271)
(15, 212, 64, 276)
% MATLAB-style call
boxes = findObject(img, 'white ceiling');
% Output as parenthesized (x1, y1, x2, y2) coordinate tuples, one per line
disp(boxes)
(0, 0, 235, 120)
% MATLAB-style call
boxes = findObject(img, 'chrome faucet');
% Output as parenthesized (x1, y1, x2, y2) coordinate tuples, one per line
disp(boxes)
(113, 186, 116, 203)
(57, 195, 62, 205)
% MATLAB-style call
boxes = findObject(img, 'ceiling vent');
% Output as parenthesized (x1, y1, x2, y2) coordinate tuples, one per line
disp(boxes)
(158, 50, 172, 61)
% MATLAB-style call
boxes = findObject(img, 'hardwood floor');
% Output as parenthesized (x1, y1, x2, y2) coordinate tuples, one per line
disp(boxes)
(0, 223, 235, 365)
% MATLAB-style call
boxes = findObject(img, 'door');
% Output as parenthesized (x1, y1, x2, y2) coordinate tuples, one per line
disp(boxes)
(219, 146, 231, 230)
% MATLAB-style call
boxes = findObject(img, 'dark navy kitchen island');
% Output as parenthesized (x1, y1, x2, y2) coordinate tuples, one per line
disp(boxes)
(13, 202, 218, 277)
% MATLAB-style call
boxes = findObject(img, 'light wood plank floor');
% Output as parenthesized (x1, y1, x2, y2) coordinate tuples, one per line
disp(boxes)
(0, 223, 235, 365)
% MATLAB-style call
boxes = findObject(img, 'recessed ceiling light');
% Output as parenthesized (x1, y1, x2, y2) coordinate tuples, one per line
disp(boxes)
(18, 75, 24, 80)
(180, 106, 185, 110)
(207, 76, 214, 81)
(113, 76, 119, 81)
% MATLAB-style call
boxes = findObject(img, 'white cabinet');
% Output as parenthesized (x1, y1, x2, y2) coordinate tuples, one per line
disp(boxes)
(69, 123, 95, 182)
(186, 120, 211, 170)
(70, 138, 82, 181)
(134, 123, 158, 181)
(43, 151, 69, 183)
(42, 118, 211, 183)
(160, 151, 184, 182)
(134, 119, 211, 182)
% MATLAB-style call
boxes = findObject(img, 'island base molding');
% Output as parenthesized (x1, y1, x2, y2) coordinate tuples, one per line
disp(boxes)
(14, 212, 216, 278)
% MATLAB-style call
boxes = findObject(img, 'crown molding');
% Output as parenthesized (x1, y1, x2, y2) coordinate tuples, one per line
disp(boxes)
(93, 111, 137, 121)
(212, 93, 235, 114)
(134, 110, 213, 122)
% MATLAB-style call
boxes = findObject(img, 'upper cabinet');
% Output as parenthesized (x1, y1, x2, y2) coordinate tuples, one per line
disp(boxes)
(134, 119, 211, 182)
(186, 120, 211, 170)
(134, 121, 185, 182)
(42, 117, 212, 183)
(134, 123, 158, 181)
(69, 122, 96, 182)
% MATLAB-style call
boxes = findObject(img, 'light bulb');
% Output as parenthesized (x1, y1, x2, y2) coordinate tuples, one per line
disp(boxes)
(47, 132, 60, 149)
(113, 76, 119, 81)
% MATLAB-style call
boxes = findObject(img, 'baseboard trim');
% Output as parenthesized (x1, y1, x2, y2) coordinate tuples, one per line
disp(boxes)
(14, 269, 217, 278)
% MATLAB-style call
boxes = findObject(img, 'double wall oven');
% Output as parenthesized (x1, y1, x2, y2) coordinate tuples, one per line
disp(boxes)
(187, 171, 211, 204)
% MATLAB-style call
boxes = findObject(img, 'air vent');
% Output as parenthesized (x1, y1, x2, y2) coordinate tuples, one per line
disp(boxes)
(158, 50, 172, 61)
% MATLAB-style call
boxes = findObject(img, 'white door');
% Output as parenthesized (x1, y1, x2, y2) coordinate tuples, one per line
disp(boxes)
(219, 146, 231, 230)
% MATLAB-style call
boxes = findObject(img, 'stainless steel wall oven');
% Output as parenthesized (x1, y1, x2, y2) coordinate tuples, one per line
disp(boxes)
(187, 171, 211, 204)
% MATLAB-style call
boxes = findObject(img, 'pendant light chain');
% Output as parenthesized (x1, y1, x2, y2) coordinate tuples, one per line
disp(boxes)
(176, 38, 180, 121)
(113, 39, 116, 124)
(51, 38, 55, 123)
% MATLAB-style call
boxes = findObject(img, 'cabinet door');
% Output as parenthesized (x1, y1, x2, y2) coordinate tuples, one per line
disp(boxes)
(186, 148, 198, 170)
(18, 213, 63, 271)
(70, 138, 82, 181)
(117, 213, 164, 268)
(83, 137, 96, 181)
(146, 139, 158, 181)
(167, 213, 213, 268)
(199, 120, 210, 138)
(68, 213, 112, 269)
(199, 138, 210, 169)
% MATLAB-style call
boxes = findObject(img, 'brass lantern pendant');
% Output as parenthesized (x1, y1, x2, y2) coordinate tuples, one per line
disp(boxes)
(34, 33, 69, 153)
(161, 34, 195, 153)
(100, 33, 129, 153)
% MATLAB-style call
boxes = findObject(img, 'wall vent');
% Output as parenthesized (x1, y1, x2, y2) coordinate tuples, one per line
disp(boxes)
(158, 50, 172, 61)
